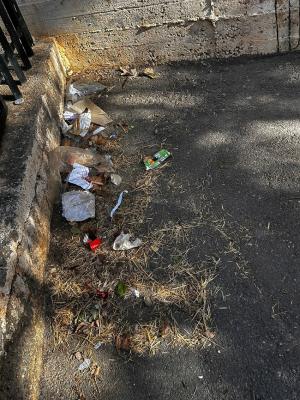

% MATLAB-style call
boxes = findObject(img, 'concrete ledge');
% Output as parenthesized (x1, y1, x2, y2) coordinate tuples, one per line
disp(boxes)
(0, 40, 65, 358)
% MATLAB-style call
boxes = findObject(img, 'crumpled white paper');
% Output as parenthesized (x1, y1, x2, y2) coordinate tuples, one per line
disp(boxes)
(67, 163, 92, 190)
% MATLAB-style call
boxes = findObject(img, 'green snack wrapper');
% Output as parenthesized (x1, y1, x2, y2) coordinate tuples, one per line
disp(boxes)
(144, 149, 171, 170)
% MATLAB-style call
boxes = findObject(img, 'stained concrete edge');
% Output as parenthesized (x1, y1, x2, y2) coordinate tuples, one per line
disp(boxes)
(0, 39, 65, 359)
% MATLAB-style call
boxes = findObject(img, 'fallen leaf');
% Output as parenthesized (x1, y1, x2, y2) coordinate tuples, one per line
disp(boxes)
(94, 163, 115, 174)
(95, 366, 101, 377)
(115, 282, 127, 297)
(117, 121, 129, 133)
(91, 364, 101, 377)
(90, 135, 107, 146)
(115, 335, 131, 351)
(71, 118, 81, 136)
(142, 67, 160, 79)
(80, 224, 97, 234)
(96, 290, 109, 300)
(119, 67, 138, 77)
(75, 322, 90, 333)
(62, 138, 72, 146)
(160, 322, 171, 337)
(89, 174, 105, 186)
(204, 330, 216, 339)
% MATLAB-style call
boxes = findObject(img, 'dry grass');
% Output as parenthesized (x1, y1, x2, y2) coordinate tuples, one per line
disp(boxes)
(46, 137, 224, 355)
(48, 127, 254, 354)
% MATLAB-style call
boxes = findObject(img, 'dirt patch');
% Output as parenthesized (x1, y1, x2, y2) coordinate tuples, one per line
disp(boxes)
(47, 120, 218, 354)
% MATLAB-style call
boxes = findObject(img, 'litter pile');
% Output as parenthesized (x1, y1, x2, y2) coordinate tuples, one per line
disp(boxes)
(48, 71, 215, 361)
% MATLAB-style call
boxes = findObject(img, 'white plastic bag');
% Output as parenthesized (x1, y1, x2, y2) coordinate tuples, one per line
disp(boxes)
(113, 232, 142, 250)
(62, 191, 95, 222)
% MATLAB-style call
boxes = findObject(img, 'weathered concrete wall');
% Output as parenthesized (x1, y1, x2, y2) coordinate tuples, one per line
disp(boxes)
(17, 1, 300, 70)
(0, 40, 65, 369)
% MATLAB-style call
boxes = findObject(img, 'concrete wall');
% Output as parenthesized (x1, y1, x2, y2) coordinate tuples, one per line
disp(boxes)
(17, 1, 300, 71)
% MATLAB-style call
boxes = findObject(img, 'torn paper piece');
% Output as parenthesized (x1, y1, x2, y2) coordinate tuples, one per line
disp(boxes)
(67, 163, 92, 190)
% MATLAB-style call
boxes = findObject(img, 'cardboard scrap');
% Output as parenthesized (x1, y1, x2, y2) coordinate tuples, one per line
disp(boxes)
(70, 99, 113, 126)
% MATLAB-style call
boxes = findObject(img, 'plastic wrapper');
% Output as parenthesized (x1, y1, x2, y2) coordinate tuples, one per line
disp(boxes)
(66, 81, 107, 103)
(144, 149, 171, 170)
(110, 191, 128, 219)
(113, 232, 142, 250)
(62, 191, 95, 222)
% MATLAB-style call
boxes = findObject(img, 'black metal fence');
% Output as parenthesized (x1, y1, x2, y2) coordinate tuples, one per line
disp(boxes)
(0, 0, 34, 113)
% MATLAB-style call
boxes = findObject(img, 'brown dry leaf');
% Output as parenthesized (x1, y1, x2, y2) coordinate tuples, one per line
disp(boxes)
(115, 335, 131, 351)
(117, 121, 129, 133)
(119, 67, 138, 78)
(79, 223, 97, 234)
(89, 175, 105, 186)
(160, 322, 171, 337)
(75, 322, 90, 333)
(204, 330, 216, 339)
(142, 67, 160, 79)
(91, 364, 101, 378)
(115, 336, 122, 350)
(62, 138, 72, 147)
(90, 135, 107, 146)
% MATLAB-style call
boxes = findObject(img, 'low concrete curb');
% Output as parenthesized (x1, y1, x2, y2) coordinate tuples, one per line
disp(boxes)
(0, 39, 65, 391)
